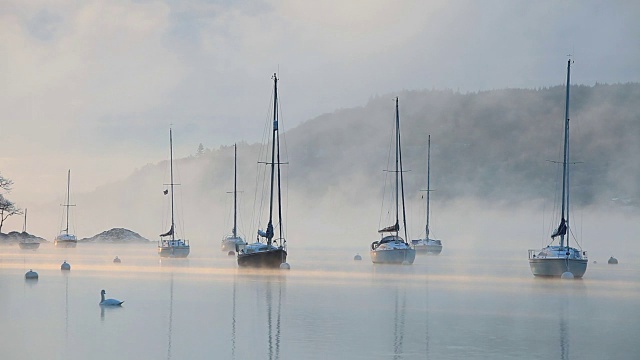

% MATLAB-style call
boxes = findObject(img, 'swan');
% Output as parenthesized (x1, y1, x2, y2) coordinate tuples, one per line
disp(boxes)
(100, 289, 124, 306)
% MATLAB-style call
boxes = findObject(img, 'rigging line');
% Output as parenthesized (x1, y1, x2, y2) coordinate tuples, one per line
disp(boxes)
(277, 90, 290, 244)
(251, 90, 275, 240)
(378, 103, 397, 230)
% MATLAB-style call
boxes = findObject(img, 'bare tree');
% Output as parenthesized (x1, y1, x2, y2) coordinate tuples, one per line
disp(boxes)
(0, 174, 22, 233)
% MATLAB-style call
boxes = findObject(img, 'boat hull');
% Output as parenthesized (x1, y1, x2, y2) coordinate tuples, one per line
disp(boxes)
(158, 246, 190, 258)
(54, 240, 77, 248)
(221, 237, 247, 252)
(158, 239, 190, 258)
(370, 248, 416, 264)
(19, 242, 40, 250)
(238, 248, 287, 268)
(528, 258, 588, 278)
(413, 241, 442, 255)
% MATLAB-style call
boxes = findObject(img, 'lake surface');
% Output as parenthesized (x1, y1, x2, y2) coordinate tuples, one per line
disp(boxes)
(1, 243, 638, 359)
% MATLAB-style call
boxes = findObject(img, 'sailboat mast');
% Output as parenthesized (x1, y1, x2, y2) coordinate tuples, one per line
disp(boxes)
(398, 99, 408, 243)
(276, 105, 284, 245)
(426, 135, 431, 239)
(394, 97, 400, 234)
(233, 144, 238, 238)
(266, 73, 278, 247)
(560, 60, 571, 249)
(65, 170, 71, 234)
(170, 128, 176, 241)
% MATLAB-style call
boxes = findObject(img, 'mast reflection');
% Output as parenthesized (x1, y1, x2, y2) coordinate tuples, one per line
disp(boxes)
(167, 273, 174, 360)
(393, 285, 407, 360)
(266, 275, 283, 360)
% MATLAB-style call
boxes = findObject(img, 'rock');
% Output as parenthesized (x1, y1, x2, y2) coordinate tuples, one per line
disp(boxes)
(0, 231, 47, 245)
(79, 228, 151, 244)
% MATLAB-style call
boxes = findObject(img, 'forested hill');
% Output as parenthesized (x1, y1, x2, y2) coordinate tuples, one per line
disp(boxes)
(285, 82, 639, 207)
(70, 83, 639, 240)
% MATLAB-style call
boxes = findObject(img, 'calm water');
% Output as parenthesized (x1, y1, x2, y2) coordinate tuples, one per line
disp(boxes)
(0, 244, 638, 360)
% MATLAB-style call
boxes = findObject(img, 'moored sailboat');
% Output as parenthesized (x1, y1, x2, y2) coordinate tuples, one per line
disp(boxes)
(221, 144, 247, 253)
(370, 97, 416, 265)
(411, 135, 443, 255)
(54, 170, 77, 248)
(528, 59, 587, 277)
(158, 128, 190, 258)
(18, 209, 40, 250)
(237, 74, 287, 268)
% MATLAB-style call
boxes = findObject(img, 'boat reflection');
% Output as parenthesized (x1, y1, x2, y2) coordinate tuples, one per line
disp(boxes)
(266, 276, 283, 360)
(392, 285, 407, 360)
(167, 273, 174, 360)
(559, 294, 569, 360)
(234, 273, 285, 360)
(231, 276, 237, 360)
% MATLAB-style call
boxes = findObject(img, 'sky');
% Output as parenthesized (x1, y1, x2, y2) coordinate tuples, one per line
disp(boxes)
(1, 0, 639, 209)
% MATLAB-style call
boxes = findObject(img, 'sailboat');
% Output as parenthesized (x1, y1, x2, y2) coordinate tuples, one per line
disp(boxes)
(528, 59, 588, 277)
(18, 208, 40, 249)
(411, 135, 443, 255)
(221, 144, 247, 253)
(158, 128, 190, 258)
(370, 97, 416, 264)
(54, 170, 77, 248)
(237, 74, 287, 268)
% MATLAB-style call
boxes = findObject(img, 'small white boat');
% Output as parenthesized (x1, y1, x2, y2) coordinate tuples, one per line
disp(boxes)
(158, 128, 190, 258)
(528, 59, 587, 278)
(221, 144, 247, 253)
(370, 97, 415, 265)
(54, 170, 78, 248)
(412, 135, 443, 255)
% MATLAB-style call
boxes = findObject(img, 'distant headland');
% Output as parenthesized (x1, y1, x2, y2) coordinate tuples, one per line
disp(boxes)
(0, 228, 151, 245)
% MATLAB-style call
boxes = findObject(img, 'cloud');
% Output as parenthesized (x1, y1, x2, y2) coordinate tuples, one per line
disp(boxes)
(1, 0, 639, 208)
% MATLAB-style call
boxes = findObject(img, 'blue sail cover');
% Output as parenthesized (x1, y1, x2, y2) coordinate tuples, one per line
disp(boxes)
(551, 218, 567, 238)
(258, 222, 275, 238)
(378, 221, 400, 233)
(160, 224, 174, 237)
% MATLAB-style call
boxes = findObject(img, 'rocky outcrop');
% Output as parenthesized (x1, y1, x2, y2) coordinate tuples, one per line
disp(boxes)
(79, 228, 151, 244)
(0, 231, 47, 244)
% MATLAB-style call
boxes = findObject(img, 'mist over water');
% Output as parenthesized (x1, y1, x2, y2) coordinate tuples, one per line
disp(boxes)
(1, 243, 638, 359)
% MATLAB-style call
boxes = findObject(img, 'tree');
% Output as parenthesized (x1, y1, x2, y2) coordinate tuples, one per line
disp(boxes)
(0, 174, 22, 233)
(196, 143, 205, 157)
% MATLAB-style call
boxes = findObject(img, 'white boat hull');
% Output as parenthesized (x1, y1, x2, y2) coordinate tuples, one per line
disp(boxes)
(528, 258, 587, 278)
(158, 240, 190, 258)
(370, 248, 416, 264)
(412, 239, 442, 255)
(54, 240, 77, 248)
(221, 237, 246, 252)
(414, 244, 442, 254)
(528, 246, 588, 277)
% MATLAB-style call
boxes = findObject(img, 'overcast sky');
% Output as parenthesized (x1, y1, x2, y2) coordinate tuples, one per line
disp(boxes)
(1, 0, 639, 206)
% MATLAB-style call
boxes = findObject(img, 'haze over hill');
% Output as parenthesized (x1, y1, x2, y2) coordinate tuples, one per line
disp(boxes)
(6, 83, 639, 256)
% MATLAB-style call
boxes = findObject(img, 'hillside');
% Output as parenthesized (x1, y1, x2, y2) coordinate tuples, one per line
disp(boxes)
(58, 83, 639, 245)
(285, 83, 640, 206)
